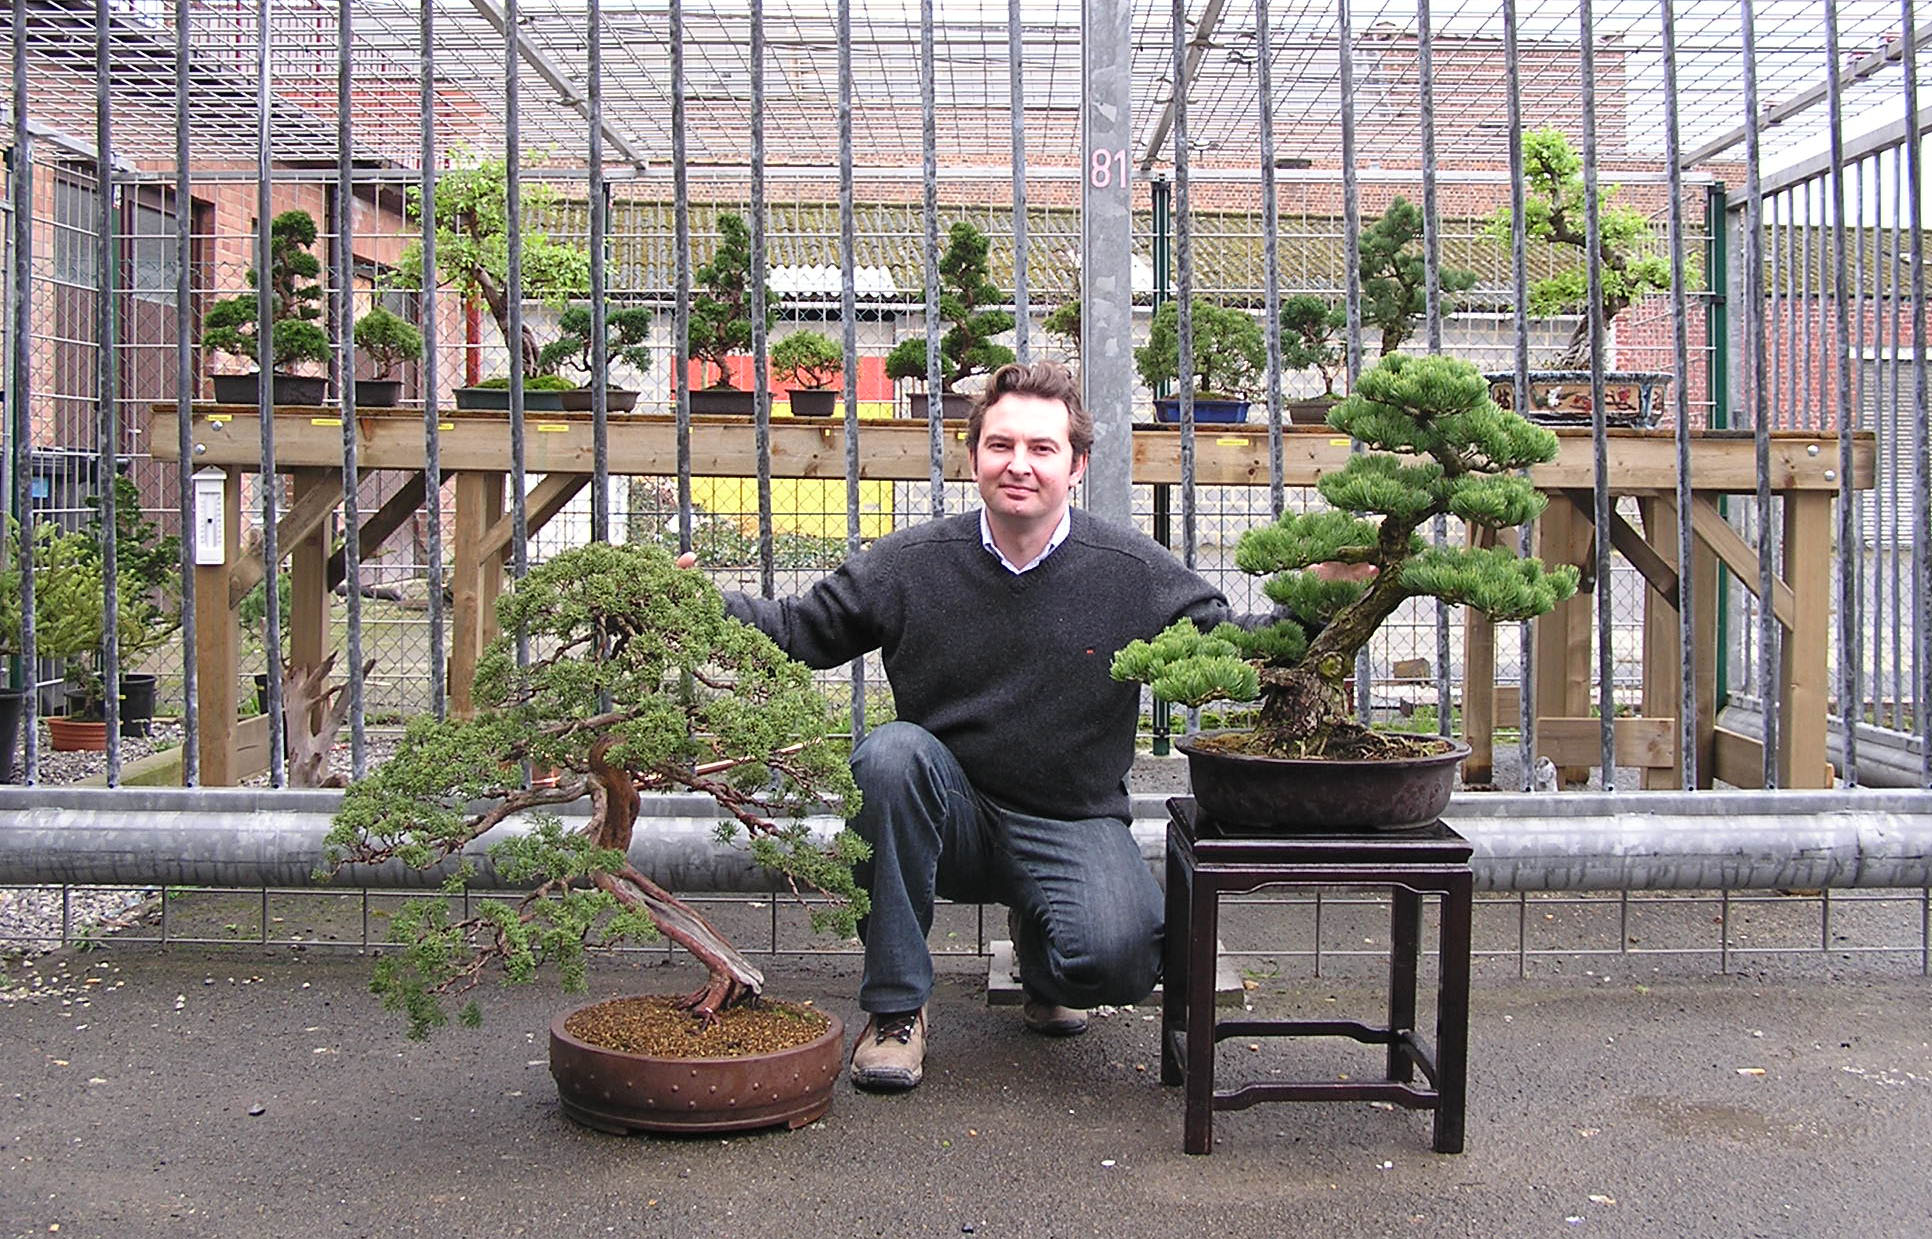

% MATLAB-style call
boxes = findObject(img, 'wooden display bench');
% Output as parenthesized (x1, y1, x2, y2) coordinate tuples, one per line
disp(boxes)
(151, 406, 1872, 788)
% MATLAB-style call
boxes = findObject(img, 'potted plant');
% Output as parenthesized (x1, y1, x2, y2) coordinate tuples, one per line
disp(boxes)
(1278, 294, 1348, 425)
(536, 301, 652, 413)
(1111, 352, 1580, 831)
(321, 542, 865, 1134)
(1482, 128, 1676, 426)
(1135, 297, 1266, 424)
(1042, 298, 1081, 360)
(202, 209, 332, 406)
(351, 302, 424, 408)
(1359, 196, 1478, 360)
(395, 152, 590, 410)
(771, 329, 843, 418)
(885, 220, 1016, 419)
(687, 212, 778, 417)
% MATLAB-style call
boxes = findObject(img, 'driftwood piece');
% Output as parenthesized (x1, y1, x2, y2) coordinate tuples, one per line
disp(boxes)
(283, 652, 377, 788)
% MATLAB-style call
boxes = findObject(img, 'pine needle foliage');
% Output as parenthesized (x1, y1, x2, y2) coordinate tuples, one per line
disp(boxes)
(1112, 352, 1580, 753)
(322, 542, 865, 1037)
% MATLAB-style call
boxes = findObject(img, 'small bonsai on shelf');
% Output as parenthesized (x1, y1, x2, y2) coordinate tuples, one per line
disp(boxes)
(201, 209, 332, 383)
(1134, 297, 1265, 403)
(885, 220, 1015, 395)
(1112, 353, 1579, 761)
(771, 329, 842, 392)
(1483, 128, 1673, 367)
(321, 541, 865, 1037)
(536, 302, 653, 387)
(1278, 294, 1348, 399)
(689, 213, 778, 391)
(352, 304, 424, 381)
(1359, 197, 1478, 358)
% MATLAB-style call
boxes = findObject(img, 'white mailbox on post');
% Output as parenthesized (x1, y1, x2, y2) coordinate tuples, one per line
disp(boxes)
(192, 467, 227, 566)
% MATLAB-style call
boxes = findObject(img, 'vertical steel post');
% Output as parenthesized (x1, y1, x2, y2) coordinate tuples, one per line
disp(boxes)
(588, 0, 609, 544)
(1080, 0, 1134, 521)
(335, 0, 365, 776)
(1256, 0, 1283, 518)
(1417, 0, 1450, 740)
(1662, 0, 1697, 789)
(419, 0, 445, 723)
(837, 0, 865, 736)
(1741, 0, 1776, 786)
(1339, 0, 1369, 721)
(1503, 0, 1534, 786)
(1008, 0, 1029, 366)
(173, 0, 198, 783)
(1171, 0, 1196, 573)
(1904, 0, 1930, 787)
(751, 0, 773, 599)
(920, 0, 943, 519)
(95, 0, 121, 782)
(9, 0, 35, 783)
(254, 0, 283, 785)
(1827, 1, 1858, 786)
(671, 0, 691, 554)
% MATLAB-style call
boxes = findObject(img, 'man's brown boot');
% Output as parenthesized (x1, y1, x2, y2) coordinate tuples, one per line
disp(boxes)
(850, 1008, 926, 1092)
(1008, 907, 1089, 1036)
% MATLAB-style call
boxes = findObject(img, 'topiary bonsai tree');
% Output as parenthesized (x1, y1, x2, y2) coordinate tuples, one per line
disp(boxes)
(770, 329, 842, 391)
(1278, 294, 1348, 398)
(320, 541, 866, 1037)
(536, 302, 653, 386)
(1359, 197, 1479, 358)
(1112, 353, 1579, 759)
(886, 220, 1016, 394)
(352, 304, 425, 380)
(202, 209, 332, 377)
(1135, 297, 1266, 401)
(396, 152, 590, 380)
(689, 213, 778, 391)
(1484, 128, 1674, 367)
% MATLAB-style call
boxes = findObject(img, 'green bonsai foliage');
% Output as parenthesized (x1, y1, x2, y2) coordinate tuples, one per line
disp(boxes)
(473, 374, 578, 392)
(886, 221, 1016, 393)
(1112, 353, 1579, 757)
(321, 542, 866, 1038)
(536, 302, 653, 384)
(352, 304, 424, 380)
(1359, 197, 1478, 358)
(396, 152, 591, 379)
(0, 516, 22, 662)
(771, 329, 842, 391)
(201, 209, 331, 375)
(1135, 297, 1266, 400)
(1042, 299, 1081, 359)
(690, 213, 778, 390)
(1484, 128, 1674, 367)
(1278, 295, 1347, 398)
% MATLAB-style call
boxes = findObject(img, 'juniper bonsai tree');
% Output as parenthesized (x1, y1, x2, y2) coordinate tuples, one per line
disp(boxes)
(886, 220, 1015, 393)
(1112, 353, 1579, 758)
(202, 209, 331, 375)
(1278, 294, 1348, 398)
(1135, 297, 1266, 400)
(771, 329, 842, 390)
(321, 542, 865, 1037)
(352, 304, 425, 380)
(1359, 197, 1478, 358)
(1483, 128, 1673, 367)
(689, 213, 778, 390)
(536, 302, 653, 383)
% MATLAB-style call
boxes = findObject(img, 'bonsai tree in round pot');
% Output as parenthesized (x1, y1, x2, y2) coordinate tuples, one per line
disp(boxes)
(351, 302, 424, 408)
(1112, 353, 1579, 831)
(1482, 128, 1676, 425)
(321, 541, 867, 1134)
(536, 302, 653, 412)
(395, 152, 590, 406)
(1135, 297, 1265, 424)
(885, 220, 1015, 418)
(687, 212, 778, 416)
(771, 329, 843, 418)
(202, 209, 332, 406)
(1278, 294, 1348, 423)
(1359, 196, 1478, 359)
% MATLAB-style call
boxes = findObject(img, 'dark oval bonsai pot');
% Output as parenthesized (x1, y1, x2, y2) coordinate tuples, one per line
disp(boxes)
(558, 387, 641, 413)
(687, 387, 757, 417)
(786, 388, 838, 418)
(354, 378, 404, 408)
(212, 372, 328, 406)
(550, 998, 844, 1136)
(906, 391, 972, 420)
(1177, 731, 1470, 833)
(453, 386, 571, 412)
(1153, 397, 1250, 425)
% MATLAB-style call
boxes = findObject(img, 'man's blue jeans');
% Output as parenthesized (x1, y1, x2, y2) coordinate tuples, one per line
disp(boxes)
(848, 721, 1164, 1016)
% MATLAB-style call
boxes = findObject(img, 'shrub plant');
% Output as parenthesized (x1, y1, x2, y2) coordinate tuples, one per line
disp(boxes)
(1135, 297, 1265, 400)
(885, 221, 1015, 393)
(202, 209, 331, 375)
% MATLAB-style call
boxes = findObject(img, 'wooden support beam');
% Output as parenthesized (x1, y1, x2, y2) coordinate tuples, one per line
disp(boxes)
(1638, 497, 1685, 790)
(1712, 725, 1765, 788)
(1534, 717, 1678, 769)
(477, 473, 590, 565)
(1688, 495, 1795, 628)
(1534, 500, 1597, 785)
(327, 471, 428, 591)
(195, 468, 242, 785)
(287, 470, 331, 690)
(1780, 492, 1833, 788)
(1560, 488, 1679, 599)
(448, 472, 502, 719)
(1461, 523, 1498, 783)
(228, 467, 344, 608)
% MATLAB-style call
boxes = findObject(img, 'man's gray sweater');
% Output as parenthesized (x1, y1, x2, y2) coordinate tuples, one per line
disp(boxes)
(724, 508, 1233, 824)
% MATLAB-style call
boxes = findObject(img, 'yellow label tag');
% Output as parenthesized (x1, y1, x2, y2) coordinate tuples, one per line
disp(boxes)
(956, 431, 968, 441)
(536, 423, 569, 433)
(1330, 437, 1352, 446)
(437, 422, 454, 431)
(207, 417, 228, 428)
(1216, 437, 1245, 446)
(310, 417, 341, 427)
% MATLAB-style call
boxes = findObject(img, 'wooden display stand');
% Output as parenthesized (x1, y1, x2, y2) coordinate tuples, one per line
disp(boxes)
(151, 407, 1873, 788)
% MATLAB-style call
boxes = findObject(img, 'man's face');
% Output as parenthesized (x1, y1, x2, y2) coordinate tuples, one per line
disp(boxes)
(970, 392, 1088, 525)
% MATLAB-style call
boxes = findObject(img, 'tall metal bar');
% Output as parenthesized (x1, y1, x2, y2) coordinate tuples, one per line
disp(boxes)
(1171, 0, 1196, 572)
(1007, 0, 1028, 365)
(837, 0, 864, 736)
(920, 0, 943, 518)
(1741, 0, 1777, 787)
(671, 0, 692, 555)
(254, 0, 283, 786)
(1580, 0, 1614, 785)
(1504, 0, 1534, 787)
(1887, 151, 1903, 728)
(419, 0, 445, 722)
(1256, 0, 1283, 517)
(95, 0, 121, 782)
(1826, 1, 1858, 787)
(1338, 0, 1369, 721)
(172, 0, 198, 783)
(1415, 0, 1451, 739)
(1905, 0, 1931, 788)
(1661, 0, 1696, 789)
(335, 0, 365, 777)
(503, 0, 529, 644)
(750, 0, 773, 599)
(9, 0, 36, 784)
(588, 0, 609, 545)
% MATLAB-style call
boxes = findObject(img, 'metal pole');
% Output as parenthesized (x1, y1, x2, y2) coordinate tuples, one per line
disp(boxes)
(504, 0, 529, 690)
(1662, 0, 1696, 790)
(1741, 0, 1777, 787)
(172, 0, 198, 784)
(1257, 0, 1283, 518)
(837, 0, 864, 737)
(419, 0, 445, 723)
(335, 0, 365, 778)
(1417, 0, 1450, 740)
(1903, 0, 1931, 788)
(588, 0, 609, 545)
(751, 0, 773, 599)
(95, 0, 121, 783)
(1580, 0, 1614, 786)
(1338, 0, 1369, 721)
(1504, 0, 1534, 787)
(1172, 0, 1195, 573)
(9, 0, 36, 784)
(920, 0, 943, 519)
(254, 0, 283, 786)
(1826, 1, 1858, 787)
(671, 0, 692, 556)
(1008, 0, 1028, 365)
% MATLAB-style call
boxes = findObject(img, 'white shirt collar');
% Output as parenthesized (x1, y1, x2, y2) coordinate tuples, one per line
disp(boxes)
(979, 507, 1072, 574)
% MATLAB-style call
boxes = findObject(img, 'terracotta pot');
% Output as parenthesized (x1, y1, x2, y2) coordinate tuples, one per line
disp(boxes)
(48, 716, 109, 753)
(1177, 731, 1470, 833)
(550, 998, 844, 1136)
(1152, 397, 1249, 424)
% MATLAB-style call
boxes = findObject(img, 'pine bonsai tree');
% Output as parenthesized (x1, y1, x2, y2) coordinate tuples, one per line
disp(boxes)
(536, 302, 653, 383)
(886, 221, 1016, 393)
(321, 542, 864, 1037)
(1484, 128, 1673, 367)
(1359, 197, 1478, 358)
(1112, 353, 1580, 758)
(689, 213, 778, 390)
(1278, 294, 1347, 398)
(201, 209, 331, 375)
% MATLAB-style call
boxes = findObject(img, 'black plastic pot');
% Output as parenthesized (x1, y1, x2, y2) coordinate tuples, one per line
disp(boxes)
(786, 388, 838, 418)
(355, 378, 404, 407)
(1177, 731, 1470, 833)
(212, 372, 329, 406)
(119, 672, 157, 738)
(687, 388, 757, 417)
(0, 687, 23, 783)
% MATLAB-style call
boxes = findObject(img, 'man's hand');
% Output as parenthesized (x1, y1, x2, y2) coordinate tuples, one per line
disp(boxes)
(675, 551, 698, 570)
(1310, 560, 1377, 584)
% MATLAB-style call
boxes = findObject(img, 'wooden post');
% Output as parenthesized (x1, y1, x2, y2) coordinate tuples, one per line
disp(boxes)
(1461, 523, 1497, 784)
(194, 468, 242, 785)
(1533, 499, 1596, 785)
(449, 471, 503, 718)
(1691, 530, 1719, 789)
(288, 468, 332, 730)
(1637, 496, 1683, 790)
(1780, 492, 1833, 787)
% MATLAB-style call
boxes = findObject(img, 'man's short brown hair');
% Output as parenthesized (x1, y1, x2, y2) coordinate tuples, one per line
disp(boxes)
(967, 361, 1093, 460)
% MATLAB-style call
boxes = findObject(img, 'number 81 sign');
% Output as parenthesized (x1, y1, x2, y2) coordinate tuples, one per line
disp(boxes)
(1089, 147, 1128, 189)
